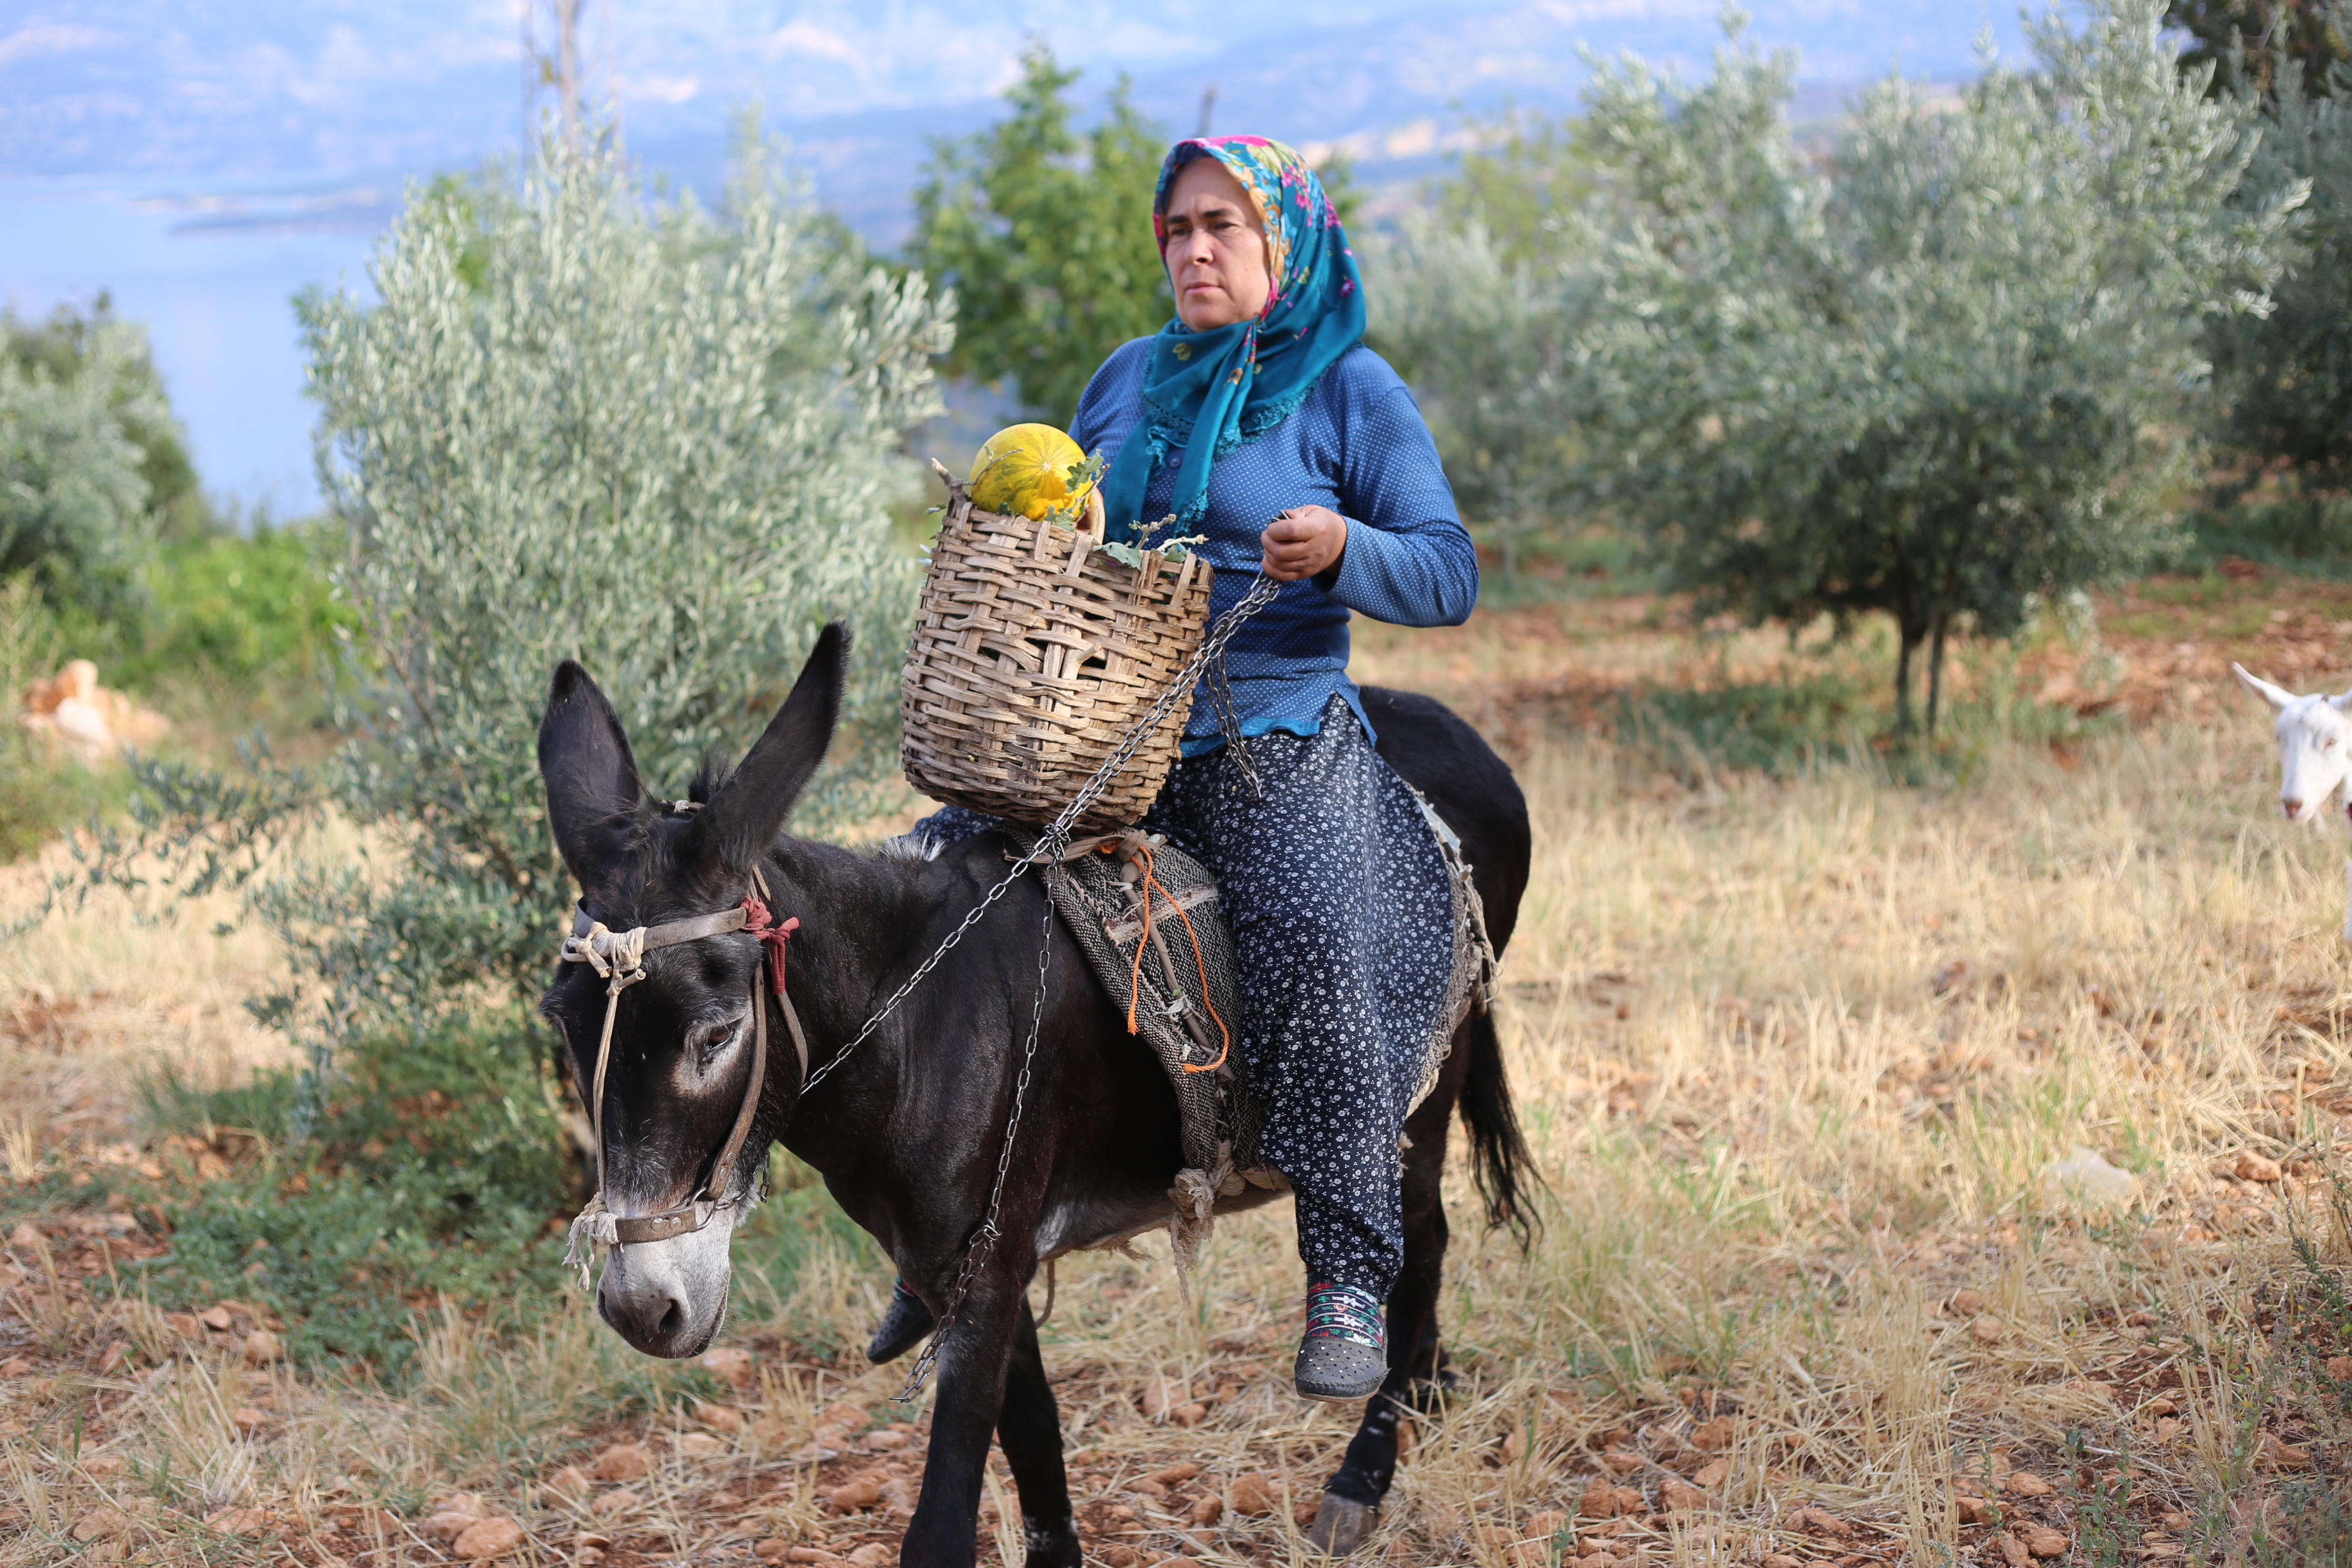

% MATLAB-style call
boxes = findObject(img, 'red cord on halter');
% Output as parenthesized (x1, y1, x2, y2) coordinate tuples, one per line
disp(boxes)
(739, 897, 799, 996)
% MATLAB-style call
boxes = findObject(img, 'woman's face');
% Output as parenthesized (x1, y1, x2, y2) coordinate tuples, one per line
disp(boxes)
(1162, 157, 1271, 331)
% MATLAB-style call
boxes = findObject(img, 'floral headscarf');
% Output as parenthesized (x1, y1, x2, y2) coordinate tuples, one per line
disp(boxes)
(1097, 135, 1365, 541)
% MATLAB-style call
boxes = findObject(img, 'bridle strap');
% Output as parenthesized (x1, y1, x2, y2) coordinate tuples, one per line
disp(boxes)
(560, 870, 803, 1265)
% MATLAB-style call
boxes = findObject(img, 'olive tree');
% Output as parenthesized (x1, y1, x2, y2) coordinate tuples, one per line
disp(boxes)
(2206, 26, 2352, 489)
(1565, 0, 2298, 734)
(94, 133, 952, 1065)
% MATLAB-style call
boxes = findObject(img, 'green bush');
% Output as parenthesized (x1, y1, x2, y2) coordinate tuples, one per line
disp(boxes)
(124, 521, 354, 689)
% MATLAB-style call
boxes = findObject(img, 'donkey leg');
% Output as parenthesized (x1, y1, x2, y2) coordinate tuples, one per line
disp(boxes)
(995, 1296, 1081, 1568)
(1311, 1069, 1460, 1556)
(899, 1273, 1027, 1568)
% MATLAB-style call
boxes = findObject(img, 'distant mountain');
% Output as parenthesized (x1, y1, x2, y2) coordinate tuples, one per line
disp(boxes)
(3, 1, 2032, 240)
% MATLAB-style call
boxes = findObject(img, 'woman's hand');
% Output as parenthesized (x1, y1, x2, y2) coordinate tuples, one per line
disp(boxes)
(1260, 506, 1348, 582)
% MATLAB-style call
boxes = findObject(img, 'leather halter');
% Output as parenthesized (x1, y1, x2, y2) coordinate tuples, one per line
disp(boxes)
(556, 864, 810, 1263)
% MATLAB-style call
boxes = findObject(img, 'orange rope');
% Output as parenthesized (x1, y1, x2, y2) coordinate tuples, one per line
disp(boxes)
(1110, 841, 1231, 1073)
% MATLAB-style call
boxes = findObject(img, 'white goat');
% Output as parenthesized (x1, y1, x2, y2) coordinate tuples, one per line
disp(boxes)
(2236, 662, 2352, 938)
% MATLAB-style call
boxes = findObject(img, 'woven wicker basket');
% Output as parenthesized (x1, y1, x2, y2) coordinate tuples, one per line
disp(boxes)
(901, 467, 1214, 832)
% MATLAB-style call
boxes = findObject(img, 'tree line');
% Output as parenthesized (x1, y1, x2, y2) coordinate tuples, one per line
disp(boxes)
(912, 1, 2351, 738)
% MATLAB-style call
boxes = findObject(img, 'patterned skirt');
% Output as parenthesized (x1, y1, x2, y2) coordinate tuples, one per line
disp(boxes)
(912, 695, 1455, 1298)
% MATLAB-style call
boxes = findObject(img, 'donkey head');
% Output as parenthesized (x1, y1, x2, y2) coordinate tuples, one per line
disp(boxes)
(536, 625, 848, 1357)
(2236, 662, 2352, 825)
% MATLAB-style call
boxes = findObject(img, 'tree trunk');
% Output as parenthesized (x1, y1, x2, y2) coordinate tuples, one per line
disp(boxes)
(1894, 627, 1917, 740)
(1926, 610, 1949, 739)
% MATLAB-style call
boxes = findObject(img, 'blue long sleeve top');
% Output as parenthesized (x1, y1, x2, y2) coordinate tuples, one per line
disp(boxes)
(1070, 339, 1478, 755)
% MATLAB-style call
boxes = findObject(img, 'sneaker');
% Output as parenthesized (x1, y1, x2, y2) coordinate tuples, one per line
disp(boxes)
(1294, 1282, 1387, 1402)
(866, 1279, 935, 1365)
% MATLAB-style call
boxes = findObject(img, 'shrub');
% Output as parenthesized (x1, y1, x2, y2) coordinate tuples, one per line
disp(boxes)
(0, 311, 159, 627)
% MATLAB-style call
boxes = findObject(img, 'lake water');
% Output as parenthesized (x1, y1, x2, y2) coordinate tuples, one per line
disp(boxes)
(0, 178, 391, 518)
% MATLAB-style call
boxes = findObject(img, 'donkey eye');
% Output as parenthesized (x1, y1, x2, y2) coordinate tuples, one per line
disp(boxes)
(690, 1017, 747, 1072)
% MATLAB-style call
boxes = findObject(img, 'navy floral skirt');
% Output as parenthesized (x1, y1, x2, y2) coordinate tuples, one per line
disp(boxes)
(914, 696, 1454, 1299)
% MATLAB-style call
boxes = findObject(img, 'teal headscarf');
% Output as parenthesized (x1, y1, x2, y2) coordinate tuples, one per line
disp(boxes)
(1097, 135, 1366, 543)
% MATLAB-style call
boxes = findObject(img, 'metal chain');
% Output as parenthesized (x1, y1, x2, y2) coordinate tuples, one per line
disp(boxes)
(893, 887, 1055, 1401)
(798, 570, 1283, 1099)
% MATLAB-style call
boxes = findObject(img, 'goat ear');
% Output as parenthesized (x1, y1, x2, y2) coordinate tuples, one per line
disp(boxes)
(2235, 663, 2295, 710)
(2332, 688, 2352, 714)
(540, 660, 648, 888)
(694, 623, 850, 875)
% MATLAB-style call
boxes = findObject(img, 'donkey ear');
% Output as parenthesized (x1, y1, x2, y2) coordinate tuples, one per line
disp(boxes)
(2235, 663, 2294, 710)
(694, 623, 851, 874)
(539, 660, 647, 887)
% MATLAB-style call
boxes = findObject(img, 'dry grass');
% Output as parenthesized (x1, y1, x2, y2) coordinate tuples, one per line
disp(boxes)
(5, 590, 2352, 1565)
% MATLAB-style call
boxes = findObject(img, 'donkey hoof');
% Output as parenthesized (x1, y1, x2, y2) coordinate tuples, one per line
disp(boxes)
(1308, 1493, 1377, 1556)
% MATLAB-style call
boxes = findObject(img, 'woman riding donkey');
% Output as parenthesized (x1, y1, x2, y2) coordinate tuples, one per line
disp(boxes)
(874, 134, 1478, 1404)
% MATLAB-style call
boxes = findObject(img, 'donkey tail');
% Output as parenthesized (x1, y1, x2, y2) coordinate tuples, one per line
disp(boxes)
(1463, 1004, 1544, 1244)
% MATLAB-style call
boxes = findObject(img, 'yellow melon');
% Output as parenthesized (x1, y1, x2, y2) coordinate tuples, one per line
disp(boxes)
(968, 424, 1092, 522)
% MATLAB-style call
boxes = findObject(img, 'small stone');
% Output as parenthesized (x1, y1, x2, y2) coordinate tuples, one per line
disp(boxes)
(2262, 1433, 2312, 1469)
(1577, 1473, 1616, 1516)
(8, 1222, 43, 1249)
(1956, 1494, 1994, 1524)
(1602, 1449, 1644, 1475)
(1152, 1462, 1202, 1484)
(848, 1545, 892, 1567)
(452, 1518, 524, 1560)
(591, 1442, 651, 1482)
(230, 1406, 267, 1436)
(1170, 1401, 1208, 1426)
(785, 1549, 843, 1566)
(206, 1506, 271, 1536)
(418, 1511, 480, 1543)
(71, 1507, 132, 1542)
(866, 1428, 909, 1450)
(242, 1329, 281, 1366)
(1995, 1533, 2031, 1568)
(1141, 1375, 1186, 1420)
(1690, 1416, 1736, 1451)
(818, 1400, 870, 1431)
(2003, 1472, 2053, 1498)
(80, 1453, 125, 1476)
(2234, 1151, 2283, 1183)
(700, 1346, 754, 1387)
(1230, 1473, 1277, 1516)
(1190, 1495, 1223, 1525)
(591, 1489, 640, 1518)
(1950, 1289, 1988, 1315)
(1610, 1487, 1645, 1516)
(827, 1477, 882, 1514)
(1761, 1557, 1804, 1568)
(2020, 1524, 2070, 1558)
(1660, 1478, 1707, 1512)
(1970, 1315, 2005, 1345)
(199, 1304, 235, 1331)
(2327, 1356, 2352, 1382)
(1692, 1459, 1729, 1488)
(164, 1313, 202, 1339)
(674, 1431, 724, 1460)
(540, 1465, 591, 1503)
(752, 1542, 788, 1564)
(692, 1400, 744, 1435)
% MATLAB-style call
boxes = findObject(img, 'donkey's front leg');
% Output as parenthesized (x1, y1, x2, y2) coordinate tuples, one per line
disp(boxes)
(899, 1268, 1033, 1568)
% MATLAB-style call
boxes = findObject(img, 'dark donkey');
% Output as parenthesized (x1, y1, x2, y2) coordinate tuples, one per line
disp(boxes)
(536, 624, 1536, 1565)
